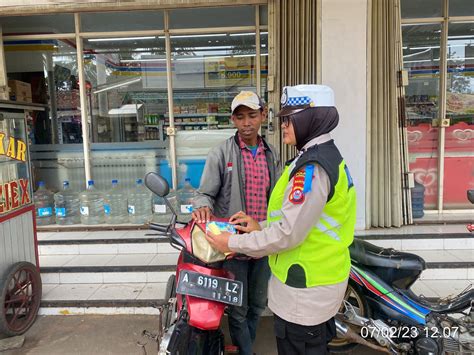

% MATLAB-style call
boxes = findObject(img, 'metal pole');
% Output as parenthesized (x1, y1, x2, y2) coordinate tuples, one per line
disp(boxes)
(164, 10, 178, 190)
(437, 0, 449, 212)
(256, 5, 261, 97)
(0, 26, 9, 100)
(365, 0, 372, 228)
(74, 13, 92, 185)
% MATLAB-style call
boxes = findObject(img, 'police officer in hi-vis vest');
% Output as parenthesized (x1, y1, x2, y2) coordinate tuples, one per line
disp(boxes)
(205, 85, 356, 355)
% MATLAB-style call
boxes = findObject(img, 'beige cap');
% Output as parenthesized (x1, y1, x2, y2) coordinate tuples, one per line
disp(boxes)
(231, 91, 264, 114)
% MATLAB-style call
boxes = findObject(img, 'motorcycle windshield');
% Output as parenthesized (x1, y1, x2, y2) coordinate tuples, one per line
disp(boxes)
(191, 224, 226, 264)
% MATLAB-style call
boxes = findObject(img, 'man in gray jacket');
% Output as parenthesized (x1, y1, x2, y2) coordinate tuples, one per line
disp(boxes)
(192, 91, 280, 355)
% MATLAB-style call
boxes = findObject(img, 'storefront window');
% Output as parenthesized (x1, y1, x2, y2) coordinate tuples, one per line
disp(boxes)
(1, 6, 268, 224)
(260, 5, 269, 26)
(80, 10, 164, 32)
(169, 32, 256, 187)
(4, 39, 84, 192)
(84, 37, 167, 143)
(169, 6, 255, 29)
(443, 22, 474, 209)
(83, 37, 169, 190)
(400, 0, 443, 19)
(449, 0, 474, 17)
(402, 24, 442, 210)
(0, 14, 74, 34)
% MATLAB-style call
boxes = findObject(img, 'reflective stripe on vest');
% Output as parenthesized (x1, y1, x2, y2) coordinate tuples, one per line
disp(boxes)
(315, 213, 342, 241)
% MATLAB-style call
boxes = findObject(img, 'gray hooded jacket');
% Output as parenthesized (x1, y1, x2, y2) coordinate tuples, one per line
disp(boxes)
(193, 133, 281, 218)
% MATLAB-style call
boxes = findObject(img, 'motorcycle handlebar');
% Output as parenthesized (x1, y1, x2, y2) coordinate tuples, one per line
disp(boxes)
(149, 222, 169, 234)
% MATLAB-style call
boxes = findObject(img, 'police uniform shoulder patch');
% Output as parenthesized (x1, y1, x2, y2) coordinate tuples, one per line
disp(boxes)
(289, 168, 306, 204)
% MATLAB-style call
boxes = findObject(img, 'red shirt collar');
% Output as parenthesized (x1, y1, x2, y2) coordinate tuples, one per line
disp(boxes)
(237, 133, 266, 150)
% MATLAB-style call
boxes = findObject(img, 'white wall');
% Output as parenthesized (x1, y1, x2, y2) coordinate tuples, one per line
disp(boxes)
(321, 0, 368, 229)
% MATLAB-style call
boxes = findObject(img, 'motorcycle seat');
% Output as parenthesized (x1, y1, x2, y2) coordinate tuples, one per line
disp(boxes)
(349, 239, 426, 271)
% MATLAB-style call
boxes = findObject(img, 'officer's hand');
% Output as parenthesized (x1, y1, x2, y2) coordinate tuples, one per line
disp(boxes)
(204, 231, 232, 254)
(229, 211, 262, 233)
(192, 206, 213, 223)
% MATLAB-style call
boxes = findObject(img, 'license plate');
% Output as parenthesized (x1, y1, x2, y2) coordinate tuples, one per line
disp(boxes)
(176, 270, 243, 307)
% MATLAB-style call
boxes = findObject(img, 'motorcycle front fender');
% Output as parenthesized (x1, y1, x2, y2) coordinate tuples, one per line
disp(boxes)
(177, 262, 232, 331)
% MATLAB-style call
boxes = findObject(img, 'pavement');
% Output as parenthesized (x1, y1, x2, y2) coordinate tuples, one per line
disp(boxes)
(1, 315, 383, 355)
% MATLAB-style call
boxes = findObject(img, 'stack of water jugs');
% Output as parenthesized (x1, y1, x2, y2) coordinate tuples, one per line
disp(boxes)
(411, 181, 425, 219)
(33, 178, 196, 226)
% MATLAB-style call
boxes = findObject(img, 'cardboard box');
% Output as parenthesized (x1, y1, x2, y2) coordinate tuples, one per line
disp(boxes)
(8, 80, 32, 103)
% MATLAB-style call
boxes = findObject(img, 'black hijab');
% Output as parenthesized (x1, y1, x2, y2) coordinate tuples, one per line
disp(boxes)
(290, 106, 339, 151)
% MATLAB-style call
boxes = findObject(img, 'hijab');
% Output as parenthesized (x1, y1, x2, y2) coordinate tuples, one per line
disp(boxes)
(290, 106, 339, 151)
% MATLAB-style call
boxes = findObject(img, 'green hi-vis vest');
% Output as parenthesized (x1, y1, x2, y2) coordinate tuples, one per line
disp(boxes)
(267, 140, 356, 288)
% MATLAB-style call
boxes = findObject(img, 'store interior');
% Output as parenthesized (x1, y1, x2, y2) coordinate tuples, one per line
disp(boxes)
(1, 7, 268, 192)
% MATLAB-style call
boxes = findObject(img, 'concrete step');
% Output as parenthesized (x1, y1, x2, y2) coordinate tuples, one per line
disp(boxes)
(38, 235, 175, 256)
(40, 282, 166, 315)
(37, 230, 473, 256)
(39, 278, 474, 316)
(37, 228, 473, 315)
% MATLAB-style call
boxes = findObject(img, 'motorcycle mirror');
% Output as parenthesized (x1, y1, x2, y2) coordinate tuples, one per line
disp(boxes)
(467, 189, 474, 204)
(145, 172, 169, 197)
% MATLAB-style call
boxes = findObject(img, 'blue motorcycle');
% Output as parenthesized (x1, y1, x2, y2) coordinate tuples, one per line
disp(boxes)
(332, 239, 473, 354)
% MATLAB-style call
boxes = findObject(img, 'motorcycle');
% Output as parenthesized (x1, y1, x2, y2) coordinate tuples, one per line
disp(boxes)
(143, 171, 473, 354)
(332, 239, 474, 354)
(143, 172, 243, 355)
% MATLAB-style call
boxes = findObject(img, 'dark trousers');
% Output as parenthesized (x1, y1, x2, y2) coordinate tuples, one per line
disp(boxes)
(224, 257, 270, 355)
(273, 314, 337, 355)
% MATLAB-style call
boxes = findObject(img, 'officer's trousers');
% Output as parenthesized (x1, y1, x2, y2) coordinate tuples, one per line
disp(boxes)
(273, 314, 336, 355)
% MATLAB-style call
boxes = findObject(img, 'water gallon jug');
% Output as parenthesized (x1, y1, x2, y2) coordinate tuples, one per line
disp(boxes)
(411, 181, 425, 219)
(128, 178, 152, 224)
(104, 179, 128, 224)
(34, 181, 55, 226)
(152, 193, 173, 224)
(177, 178, 195, 222)
(54, 181, 80, 225)
(79, 180, 105, 225)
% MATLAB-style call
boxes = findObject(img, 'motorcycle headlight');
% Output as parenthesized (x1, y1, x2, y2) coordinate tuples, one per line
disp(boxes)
(191, 224, 226, 263)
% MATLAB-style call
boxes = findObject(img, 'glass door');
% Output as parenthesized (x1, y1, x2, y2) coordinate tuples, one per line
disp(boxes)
(402, 23, 442, 211)
(443, 22, 474, 210)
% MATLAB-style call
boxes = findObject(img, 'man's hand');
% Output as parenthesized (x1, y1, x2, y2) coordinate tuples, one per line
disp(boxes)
(229, 211, 262, 233)
(192, 206, 213, 223)
(204, 231, 232, 254)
